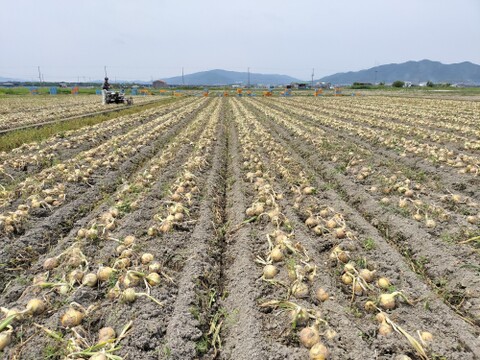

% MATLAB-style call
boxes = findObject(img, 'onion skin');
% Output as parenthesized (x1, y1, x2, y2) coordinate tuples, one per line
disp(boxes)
(299, 326, 320, 348)
(359, 269, 375, 283)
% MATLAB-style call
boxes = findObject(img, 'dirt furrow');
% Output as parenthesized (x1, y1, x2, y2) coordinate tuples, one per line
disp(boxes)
(162, 100, 227, 359)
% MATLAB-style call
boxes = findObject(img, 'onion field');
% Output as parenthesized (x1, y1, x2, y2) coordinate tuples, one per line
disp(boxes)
(0, 95, 479, 360)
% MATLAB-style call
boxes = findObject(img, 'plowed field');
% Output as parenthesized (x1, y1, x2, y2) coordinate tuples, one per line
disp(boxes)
(0, 96, 479, 360)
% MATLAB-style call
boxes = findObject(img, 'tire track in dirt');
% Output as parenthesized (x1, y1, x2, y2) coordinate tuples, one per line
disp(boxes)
(242, 98, 480, 359)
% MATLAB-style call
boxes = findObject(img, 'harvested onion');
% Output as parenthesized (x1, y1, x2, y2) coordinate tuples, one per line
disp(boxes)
(61, 308, 84, 327)
(263, 264, 278, 279)
(299, 326, 320, 348)
(309, 342, 330, 359)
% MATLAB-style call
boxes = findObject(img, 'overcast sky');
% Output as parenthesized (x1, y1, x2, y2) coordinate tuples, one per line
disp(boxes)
(1, 0, 479, 82)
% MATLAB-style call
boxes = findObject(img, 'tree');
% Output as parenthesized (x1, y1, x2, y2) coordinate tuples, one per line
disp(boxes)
(426, 81, 434, 87)
(392, 80, 405, 88)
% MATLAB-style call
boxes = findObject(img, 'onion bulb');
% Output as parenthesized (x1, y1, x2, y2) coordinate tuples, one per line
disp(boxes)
(377, 277, 390, 289)
(299, 326, 320, 348)
(90, 353, 107, 360)
(146, 272, 161, 286)
(97, 267, 114, 282)
(341, 273, 353, 285)
(141, 253, 154, 265)
(122, 288, 137, 303)
(378, 292, 399, 310)
(309, 342, 330, 359)
(82, 273, 98, 287)
(364, 300, 376, 312)
(123, 235, 135, 246)
(148, 261, 162, 273)
(98, 327, 116, 343)
(68, 269, 84, 284)
(26, 298, 46, 315)
(359, 269, 375, 283)
(0, 330, 12, 351)
(315, 288, 329, 302)
(420, 331, 433, 342)
(292, 282, 309, 298)
(378, 321, 393, 336)
(61, 308, 84, 327)
(263, 265, 278, 279)
(270, 247, 284, 262)
(43, 257, 59, 270)
(290, 308, 309, 326)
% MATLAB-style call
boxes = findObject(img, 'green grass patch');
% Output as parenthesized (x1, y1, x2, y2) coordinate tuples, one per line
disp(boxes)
(0, 97, 179, 152)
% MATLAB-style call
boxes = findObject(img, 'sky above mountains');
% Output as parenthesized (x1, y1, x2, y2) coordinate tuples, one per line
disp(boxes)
(1, 0, 479, 82)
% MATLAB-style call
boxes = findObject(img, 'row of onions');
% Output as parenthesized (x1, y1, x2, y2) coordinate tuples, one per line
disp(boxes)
(0, 97, 197, 180)
(0, 98, 207, 236)
(237, 98, 435, 360)
(254, 97, 480, 235)
(0, 99, 220, 357)
(289, 96, 479, 146)
(277, 97, 479, 174)
(0, 94, 155, 131)
(231, 98, 333, 359)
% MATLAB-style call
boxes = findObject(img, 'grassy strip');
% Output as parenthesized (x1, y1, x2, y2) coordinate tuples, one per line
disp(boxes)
(0, 97, 179, 152)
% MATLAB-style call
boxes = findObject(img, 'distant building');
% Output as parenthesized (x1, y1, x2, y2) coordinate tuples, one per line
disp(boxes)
(152, 80, 168, 89)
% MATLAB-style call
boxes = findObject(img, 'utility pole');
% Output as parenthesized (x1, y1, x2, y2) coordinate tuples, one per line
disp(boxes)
(374, 70, 378, 85)
(104, 66, 108, 78)
(311, 68, 315, 89)
(38, 66, 42, 83)
(247, 67, 250, 88)
(182, 67, 185, 86)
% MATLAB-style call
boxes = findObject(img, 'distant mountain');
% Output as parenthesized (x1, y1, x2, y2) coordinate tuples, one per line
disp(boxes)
(0, 76, 21, 82)
(162, 69, 301, 86)
(318, 60, 480, 85)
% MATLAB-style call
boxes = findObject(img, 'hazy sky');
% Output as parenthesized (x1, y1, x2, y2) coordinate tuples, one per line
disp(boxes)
(1, 0, 479, 81)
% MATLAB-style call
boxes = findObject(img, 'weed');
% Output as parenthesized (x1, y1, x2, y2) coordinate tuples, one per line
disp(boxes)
(363, 238, 375, 251)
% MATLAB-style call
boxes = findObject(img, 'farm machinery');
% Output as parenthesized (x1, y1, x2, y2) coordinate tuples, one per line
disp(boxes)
(104, 90, 133, 105)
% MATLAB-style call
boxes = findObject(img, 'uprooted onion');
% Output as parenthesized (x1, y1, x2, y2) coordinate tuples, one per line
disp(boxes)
(378, 320, 393, 336)
(0, 330, 13, 351)
(26, 298, 46, 315)
(61, 308, 84, 327)
(299, 326, 320, 348)
(377, 277, 390, 289)
(315, 288, 329, 302)
(141, 253, 154, 265)
(263, 264, 278, 279)
(309, 342, 330, 359)
(270, 247, 284, 262)
(97, 267, 114, 282)
(98, 327, 116, 343)
(292, 282, 309, 298)
(146, 272, 161, 286)
(82, 273, 98, 287)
